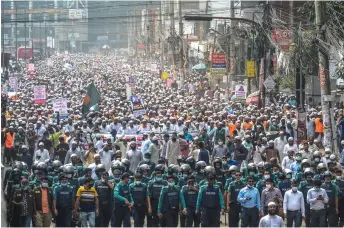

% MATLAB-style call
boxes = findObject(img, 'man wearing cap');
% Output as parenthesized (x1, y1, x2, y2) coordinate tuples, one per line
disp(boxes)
(99, 143, 114, 171)
(33, 176, 53, 227)
(258, 202, 284, 227)
(165, 132, 180, 165)
(113, 172, 132, 227)
(290, 152, 303, 180)
(34, 142, 50, 162)
(274, 131, 287, 161)
(53, 174, 75, 227)
(126, 141, 143, 173)
(64, 141, 84, 165)
(263, 140, 280, 162)
(307, 179, 329, 227)
(283, 137, 298, 155)
(35, 121, 46, 148)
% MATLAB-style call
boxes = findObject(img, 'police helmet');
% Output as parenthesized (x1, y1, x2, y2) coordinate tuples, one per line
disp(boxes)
(64, 165, 74, 174)
(37, 162, 48, 171)
(327, 161, 336, 171)
(121, 159, 130, 168)
(301, 159, 310, 168)
(229, 165, 239, 173)
(313, 151, 321, 158)
(195, 161, 207, 171)
(96, 164, 106, 173)
(52, 160, 63, 170)
(304, 168, 314, 176)
(144, 151, 152, 159)
(323, 171, 332, 177)
(13, 161, 23, 170)
(111, 161, 122, 171)
(172, 165, 180, 174)
(185, 156, 196, 170)
(264, 162, 272, 171)
(329, 154, 336, 161)
(247, 163, 257, 173)
(213, 157, 222, 167)
(204, 166, 215, 175)
(177, 155, 185, 165)
(257, 161, 264, 169)
(180, 164, 191, 174)
(168, 164, 175, 174)
(316, 163, 326, 171)
(21, 162, 28, 171)
(12, 168, 21, 176)
(155, 164, 165, 173)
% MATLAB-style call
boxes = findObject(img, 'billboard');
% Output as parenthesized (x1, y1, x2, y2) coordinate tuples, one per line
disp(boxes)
(211, 53, 226, 74)
(69, 9, 88, 21)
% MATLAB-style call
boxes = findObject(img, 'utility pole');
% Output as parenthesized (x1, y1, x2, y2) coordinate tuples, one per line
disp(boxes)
(40, 21, 42, 60)
(170, 0, 176, 81)
(229, 0, 236, 93)
(178, 0, 184, 83)
(315, 0, 337, 153)
(160, 0, 164, 73)
(45, 16, 47, 58)
(24, 21, 27, 60)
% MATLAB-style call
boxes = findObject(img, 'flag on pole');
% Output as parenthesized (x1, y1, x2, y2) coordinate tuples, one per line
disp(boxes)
(82, 82, 101, 115)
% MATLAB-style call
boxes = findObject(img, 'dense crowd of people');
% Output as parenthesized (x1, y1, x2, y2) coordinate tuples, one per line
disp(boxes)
(1, 52, 344, 227)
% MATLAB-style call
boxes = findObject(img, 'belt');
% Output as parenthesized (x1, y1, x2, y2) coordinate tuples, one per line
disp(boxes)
(134, 204, 146, 207)
(287, 209, 300, 212)
(311, 208, 325, 211)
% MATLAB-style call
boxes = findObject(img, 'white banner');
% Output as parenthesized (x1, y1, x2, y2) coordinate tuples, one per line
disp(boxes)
(8, 77, 18, 92)
(151, 63, 158, 75)
(34, 85, 46, 104)
(52, 98, 68, 116)
(235, 84, 247, 99)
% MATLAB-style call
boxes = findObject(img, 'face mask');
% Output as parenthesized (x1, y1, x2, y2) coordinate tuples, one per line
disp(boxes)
(200, 169, 205, 174)
(168, 182, 175, 187)
(42, 182, 49, 188)
(286, 174, 291, 179)
(266, 184, 271, 189)
(61, 182, 68, 186)
(218, 142, 223, 145)
(135, 181, 141, 185)
(336, 176, 342, 180)
(143, 158, 150, 162)
(66, 174, 72, 178)
(292, 186, 298, 192)
(101, 178, 107, 183)
(183, 174, 188, 178)
(247, 185, 253, 189)
(296, 156, 301, 161)
(222, 161, 227, 165)
(114, 177, 120, 182)
(264, 175, 270, 180)
(314, 158, 320, 162)
(155, 177, 162, 181)
(315, 187, 320, 191)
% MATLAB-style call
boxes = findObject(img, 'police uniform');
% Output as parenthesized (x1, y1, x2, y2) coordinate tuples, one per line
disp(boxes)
(333, 178, 344, 226)
(129, 182, 148, 227)
(180, 184, 200, 227)
(158, 184, 181, 227)
(53, 183, 74, 227)
(321, 181, 339, 227)
(215, 170, 226, 187)
(278, 179, 291, 198)
(196, 183, 225, 227)
(147, 178, 168, 227)
(94, 179, 113, 227)
(113, 181, 131, 227)
(228, 180, 246, 227)
(298, 179, 314, 227)
(194, 172, 205, 184)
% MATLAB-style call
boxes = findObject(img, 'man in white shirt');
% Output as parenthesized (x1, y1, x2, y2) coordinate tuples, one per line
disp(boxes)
(34, 142, 50, 162)
(274, 131, 287, 161)
(283, 137, 298, 155)
(283, 179, 305, 227)
(259, 202, 284, 227)
(281, 150, 295, 171)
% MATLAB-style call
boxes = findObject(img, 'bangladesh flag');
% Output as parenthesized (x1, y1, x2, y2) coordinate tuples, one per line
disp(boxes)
(82, 82, 101, 115)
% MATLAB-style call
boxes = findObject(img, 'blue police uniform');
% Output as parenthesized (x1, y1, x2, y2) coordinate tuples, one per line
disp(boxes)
(129, 182, 148, 227)
(298, 179, 314, 227)
(278, 179, 291, 197)
(178, 176, 188, 227)
(94, 180, 113, 227)
(196, 184, 225, 227)
(228, 180, 246, 227)
(180, 185, 200, 227)
(147, 178, 168, 227)
(333, 179, 344, 226)
(321, 181, 339, 227)
(158, 184, 181, 227)
(53, 183, 74, 227)
(113, 181, 131, 227)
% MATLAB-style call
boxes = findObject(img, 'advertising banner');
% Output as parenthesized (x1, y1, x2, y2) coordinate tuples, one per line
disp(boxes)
(130, 95, 146, 117)
(52, 98, 68, 119)
(34, 85, 46, 104)
(211, 53, 226, 74)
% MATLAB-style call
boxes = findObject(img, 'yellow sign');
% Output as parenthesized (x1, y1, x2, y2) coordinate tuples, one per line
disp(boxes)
(246, 60, 257, 77)
(161, 71, 169, 80)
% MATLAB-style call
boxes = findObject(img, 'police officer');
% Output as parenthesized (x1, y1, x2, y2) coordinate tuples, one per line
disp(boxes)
(298, 167, 314, 227)
(185, 156, 196, 172)
(196, 170, 225, 227)
(109, 161, 122, 185)
(180, 175, 199, 227)
(94, 171, 113, 227)
(227, 169, 245, 227)
(158, 175, 184, 227)
(113, 172, 132, 227)
(49, 160, 62, 187)
(321, 171, 339, 227)
(121, 158, 134, 176)
(214, 157, 226, 187)
(129, 173, 148, 227)
(137, 164, 152, 184)
(147, 164, 168, 227)
(53, 174, 74, 227)
(195, 161, 207, 184)
(333, 169, 344, 226)
(138, 151, 156, 173)
(278, 168, 292, 197)
(179, 164, 192, 227)
(78, 166, 93, 187)
(224, 165, 239, 193)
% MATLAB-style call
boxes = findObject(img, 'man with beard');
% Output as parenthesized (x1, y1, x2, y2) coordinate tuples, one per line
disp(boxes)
(258, 202, 284, 227)
(54, 136, 69, 164)
(64, 141, 84, 164)
(165, 132, 180, 165)
(126, 141, 143, 173)
(232, 136, 248, 166)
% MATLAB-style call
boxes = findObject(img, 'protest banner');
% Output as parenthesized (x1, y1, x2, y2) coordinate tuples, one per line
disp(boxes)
(151, 63, 158, 75)
(8, 77, 18, 92)
(235, 84, 247, 99)
(130, 95, 146, 117)
(52, 98, 69, 119)
(34, 85, 46, 104)
(27, 63, 35, 72)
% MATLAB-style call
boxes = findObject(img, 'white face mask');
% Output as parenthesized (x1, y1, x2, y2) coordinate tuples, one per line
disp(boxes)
(266, 184, 271, 190)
